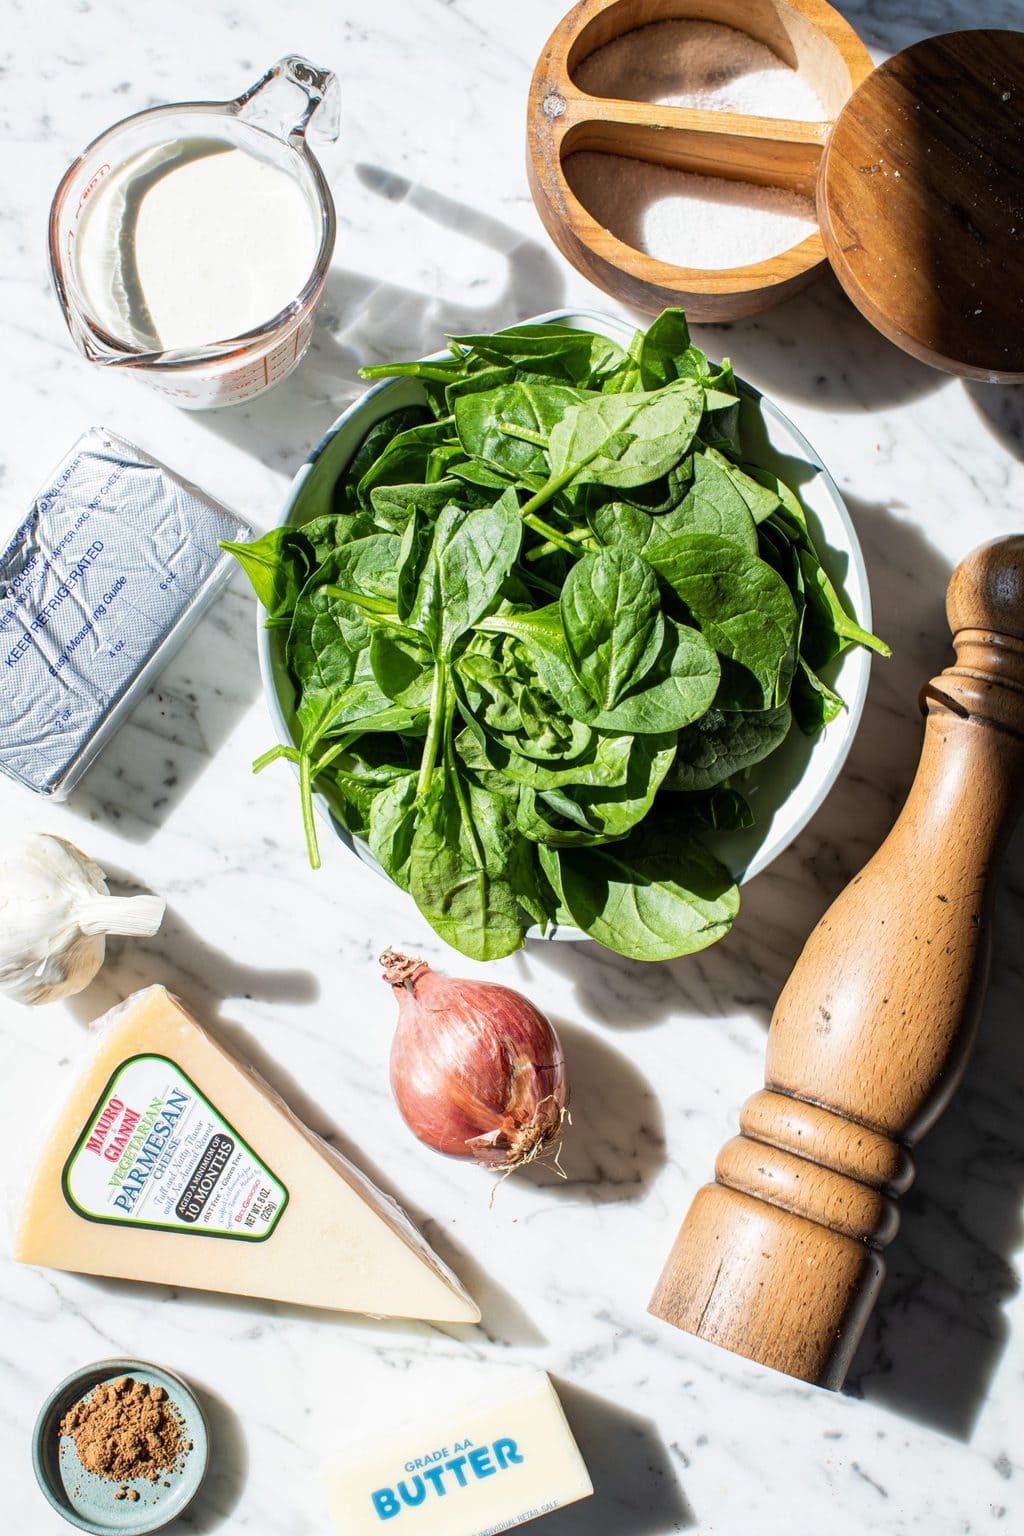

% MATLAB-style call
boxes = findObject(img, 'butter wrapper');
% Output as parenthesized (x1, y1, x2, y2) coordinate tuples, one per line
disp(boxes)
(0, 427, 252, 798)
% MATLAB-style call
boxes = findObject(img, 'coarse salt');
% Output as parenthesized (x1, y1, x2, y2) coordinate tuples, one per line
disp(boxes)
(568, 21, 825, 269)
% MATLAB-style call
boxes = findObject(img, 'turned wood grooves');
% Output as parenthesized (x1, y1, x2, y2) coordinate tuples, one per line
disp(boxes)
(527, 0, 873, 319)
(649, 537, 1024, 1388)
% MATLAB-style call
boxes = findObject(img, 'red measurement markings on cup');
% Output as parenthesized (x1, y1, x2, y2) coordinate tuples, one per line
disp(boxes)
(74, 164, 112, 221)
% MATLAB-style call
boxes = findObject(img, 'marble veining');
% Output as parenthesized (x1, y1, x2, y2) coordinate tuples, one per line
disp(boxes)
(2, 3, 1023, 1533)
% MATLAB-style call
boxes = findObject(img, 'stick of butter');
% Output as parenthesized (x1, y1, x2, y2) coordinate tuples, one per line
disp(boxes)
(323, 1372, 593, 1535)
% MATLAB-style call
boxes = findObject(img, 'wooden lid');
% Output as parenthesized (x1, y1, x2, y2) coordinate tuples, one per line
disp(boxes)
(818, 30, 1024, 381)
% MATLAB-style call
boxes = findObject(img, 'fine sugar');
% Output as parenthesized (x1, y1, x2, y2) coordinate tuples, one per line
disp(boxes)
(569, 20, 825, 268)
(565, 151, 820, 270)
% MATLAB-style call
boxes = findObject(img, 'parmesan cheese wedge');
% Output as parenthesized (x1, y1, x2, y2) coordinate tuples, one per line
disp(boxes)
(15, 986, 480, 1324)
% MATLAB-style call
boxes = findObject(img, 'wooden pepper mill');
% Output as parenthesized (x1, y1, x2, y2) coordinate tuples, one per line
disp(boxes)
(650, 536, 1024, 1388)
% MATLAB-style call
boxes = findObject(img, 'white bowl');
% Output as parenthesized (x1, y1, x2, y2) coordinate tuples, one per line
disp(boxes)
(258, 309, 871, 938)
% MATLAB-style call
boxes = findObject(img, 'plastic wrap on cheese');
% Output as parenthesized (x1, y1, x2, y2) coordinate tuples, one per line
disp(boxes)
(0, 427, 251, 797)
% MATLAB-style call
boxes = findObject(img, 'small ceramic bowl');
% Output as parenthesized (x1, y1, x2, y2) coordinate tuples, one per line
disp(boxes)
(258, 308, 872, 938)
(33, 1359, 210, 1535)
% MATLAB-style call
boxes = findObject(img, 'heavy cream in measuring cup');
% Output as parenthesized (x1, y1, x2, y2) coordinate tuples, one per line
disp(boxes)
(75, 138, 320, 351)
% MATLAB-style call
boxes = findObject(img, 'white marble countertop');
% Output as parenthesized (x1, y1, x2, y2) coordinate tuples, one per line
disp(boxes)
(3, 2, 1024, 1532)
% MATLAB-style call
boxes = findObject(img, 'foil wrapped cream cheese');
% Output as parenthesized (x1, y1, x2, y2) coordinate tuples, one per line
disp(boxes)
(0, 427, 251, 797)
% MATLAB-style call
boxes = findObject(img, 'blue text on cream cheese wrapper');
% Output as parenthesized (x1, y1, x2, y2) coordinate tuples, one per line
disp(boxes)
(0, 426, 251, 797)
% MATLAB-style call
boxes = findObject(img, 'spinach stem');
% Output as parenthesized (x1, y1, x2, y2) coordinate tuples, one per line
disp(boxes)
(444, 699, 485, 868)
(312, 734, 360, 774)
(499, 422, 547, 447)
(253, 743, 298, 773)
(521, 511, 576, 552)
(417, 661, 448, 798)
(299, 752, 321, 870)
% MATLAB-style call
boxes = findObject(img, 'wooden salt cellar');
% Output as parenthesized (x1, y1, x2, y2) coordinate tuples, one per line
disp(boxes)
(650, 537, 1024, 1387)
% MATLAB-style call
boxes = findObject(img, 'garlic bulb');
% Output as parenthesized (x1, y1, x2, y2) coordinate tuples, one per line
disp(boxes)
(0, 835, 165, 1005)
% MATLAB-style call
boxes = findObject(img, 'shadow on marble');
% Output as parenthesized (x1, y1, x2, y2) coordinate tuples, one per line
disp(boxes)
(694, 272, 945, 413)
(67, 583, 262, 845)
(965, 379, 1024, 462)
(64, 893, 320, 1029)
(179, 1379, 247, 1532)
(517, 1018, 666, 1202)
(844, 850, 1024, 1440)
(545, 1379, 696, 1534)
(194, 167, 566, 474)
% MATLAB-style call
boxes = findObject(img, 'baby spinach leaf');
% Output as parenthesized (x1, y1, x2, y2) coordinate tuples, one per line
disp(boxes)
(664, 704, 792, 792)
(409, 774, 527, 960)
(542, 382, 704, 494)
(455, 646, 593, 764)
(647, 533, 799, 709)
(411, 490, 522, 652)
(483, 607, 720, 734)
(333, 405, 434, 514)
(356, 417, 461, 507)
(448, 323, 628, 387)
(544, 820, 739, 960)
(369, 477, 490, 530)
(222, 527, 314, 629)
(524, 730, 677, 845)
(797, 546, 891, 665)
(369, 628, 434, 709)
(682, 786, 753, 832)
(478, 726, 634, 790)
(560, 548, 664, 709)
(367, 772, 419, 891)
(454, 381, 582, 479)
(791, 656, 846, 734)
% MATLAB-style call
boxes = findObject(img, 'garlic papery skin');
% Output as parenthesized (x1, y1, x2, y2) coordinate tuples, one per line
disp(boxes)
(0, 834, 165, 1005)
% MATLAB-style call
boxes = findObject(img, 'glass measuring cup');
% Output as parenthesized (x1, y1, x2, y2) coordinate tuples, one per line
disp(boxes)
(48, 57, 339, 408)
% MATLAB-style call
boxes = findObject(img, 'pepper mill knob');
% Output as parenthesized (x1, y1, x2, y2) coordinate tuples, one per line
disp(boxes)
(946, 534, 1024, 637)
(649, 536, 1024, 1387)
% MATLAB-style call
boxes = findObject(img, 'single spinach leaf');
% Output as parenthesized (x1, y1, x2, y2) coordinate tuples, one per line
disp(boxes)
(523, 731, 677, 845)
(663, 704, 792, 791)
(791, 656, 846, 734)
(356, 417, 461, 507)
(408, 774, 527, 960)
(454, 381, 582, 479)
(560, 549, 664, 710)
(333, 405, 434, 514)
(369, 476, 491, 530)
(411, 490, 522, 652)
(483, 607, 720, 734)
(544, 820, 740, 960)
(543, 382, 704, 494)
(449, 324, 628, 387)
(369, 627, 434, 709)
(646, 533, 799, 709)
(222, 527, 314, 628)
(367, 772, 419, 891)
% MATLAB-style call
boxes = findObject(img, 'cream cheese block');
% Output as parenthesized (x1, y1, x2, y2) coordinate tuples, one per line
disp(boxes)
(323, 1370, 593, 1535)
(15, 986, 480, 1324)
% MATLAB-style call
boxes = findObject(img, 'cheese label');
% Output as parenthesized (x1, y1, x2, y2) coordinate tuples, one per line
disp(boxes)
(61, 1054, 289, 1240)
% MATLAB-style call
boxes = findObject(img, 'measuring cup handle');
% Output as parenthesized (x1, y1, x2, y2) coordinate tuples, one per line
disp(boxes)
(233, 56, 340, 144)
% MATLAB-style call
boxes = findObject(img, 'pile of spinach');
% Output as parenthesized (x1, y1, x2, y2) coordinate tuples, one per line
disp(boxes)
(226, 310, 887, 963)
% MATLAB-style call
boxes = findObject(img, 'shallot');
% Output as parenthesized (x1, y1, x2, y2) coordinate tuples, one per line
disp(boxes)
(380, 949, 569, 1172)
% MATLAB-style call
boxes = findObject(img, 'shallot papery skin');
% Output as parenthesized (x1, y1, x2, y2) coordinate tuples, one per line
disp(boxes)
(381, 949, 569, 1171)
